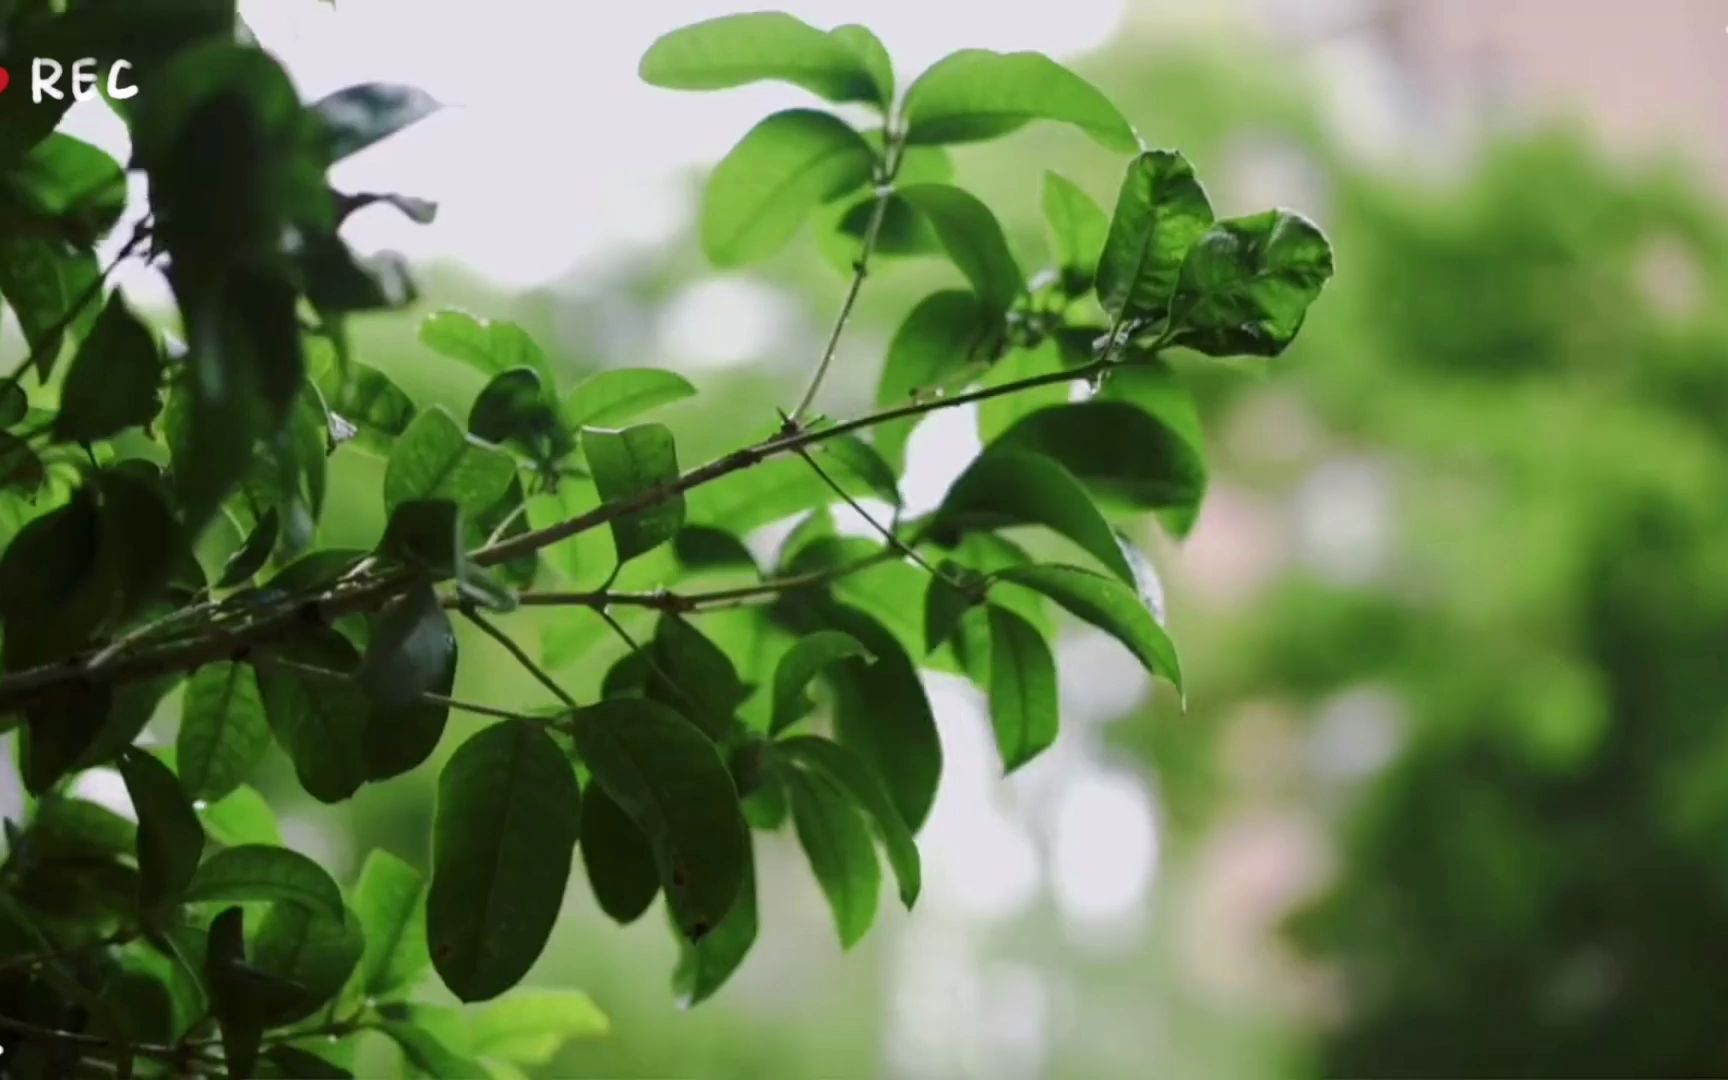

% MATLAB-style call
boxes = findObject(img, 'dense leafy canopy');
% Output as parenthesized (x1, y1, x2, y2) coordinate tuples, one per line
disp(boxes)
(0, 5, 1329, 1076)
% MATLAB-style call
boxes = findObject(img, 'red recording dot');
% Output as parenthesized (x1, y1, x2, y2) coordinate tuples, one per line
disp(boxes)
(0, 67, 10, 95)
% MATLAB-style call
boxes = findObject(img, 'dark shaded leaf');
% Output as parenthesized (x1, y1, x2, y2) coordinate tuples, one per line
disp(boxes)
(428, 720, 580, 1002)
(178, 661, 270, 802)
(648, 614, 747, 740)
(580, 787, 660, 926)
(187, 844, 344, 918)
(469, 366, 568, 463)
(672, 846, 757, 1007)
(217, 508, 279, 588)
(257, 629, 370, 803)
(357, 584, 454, 711)
(119, 749, 205, 908)
(1168, 209, 1335, 357)
(250, 900, 364, 1023)
(567, 699, 747, 942)
(53, 291, 163, 442)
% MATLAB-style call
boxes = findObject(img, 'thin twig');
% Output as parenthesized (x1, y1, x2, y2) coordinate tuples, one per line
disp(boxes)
(0, 1012, 203, 1070)
(459, 606, 575, 708)
(249, 655, 550, 724)
(789, 136, 905, 425)
(0, 358, 1109, 714)
(796, 448, 944, 580)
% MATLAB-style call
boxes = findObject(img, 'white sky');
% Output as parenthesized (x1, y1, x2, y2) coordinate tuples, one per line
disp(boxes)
(77, 0, 1116, 286)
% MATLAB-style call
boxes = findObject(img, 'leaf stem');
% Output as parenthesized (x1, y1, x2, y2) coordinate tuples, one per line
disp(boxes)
(250, 654, 552, 724)
(789, 136, 904, 425)
(795, 447, 944, 580)
(459, 606, 575, 708)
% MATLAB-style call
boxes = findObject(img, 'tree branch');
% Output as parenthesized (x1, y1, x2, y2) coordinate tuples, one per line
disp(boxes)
(0, 357, 1108, 714)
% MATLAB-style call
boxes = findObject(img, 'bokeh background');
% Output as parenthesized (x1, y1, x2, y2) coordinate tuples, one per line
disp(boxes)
(19, 0, 1728, 1076)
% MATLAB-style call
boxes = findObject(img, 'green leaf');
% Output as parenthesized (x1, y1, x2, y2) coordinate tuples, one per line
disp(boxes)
(30, 797, 136, 862)
(377, 1018, 487, 1078)
(976, 338, 1069, 448)
(831, 25, 894, 109)
(580, 786, 660, 925)
(903, 49, 1135, 152)
(873, 290, 1000, 469)
(178, 661, 271, 802)
(357, 584, 454, 711)
(992, 396, 1205, 517)
(993, 563, 1181, 690)
(352, 849, 430, 999)
(0, 236, 98, 377)
(217, 509, 279, 587)
(1042, 171, 1109, 291)
(0, 485, 109, 670)
(420, 310, 548, 380)
(777, 736, 920, 907)
(924, 564, 984, 657)
(314, 357, 416, 454)
(583, 422, 685, 564)
(119, 749, 205, 908)
(469, 366, 569, 462)
(786, 768, 880, 948)
(0, 432, 45, 495)
(701, 109, 874, 267)
(199, 785, 283, 848)
(0, 384, 25, 427)
(937, 449, 1136, 585)
(186, 844, 346, 919)
(770, 630, 872, 736)
(471, 988, 609, 1064)
(647, 614, 747, 740)
(53, 291, 163, 442)
(428, 720, 581, 1002)
(984, 607, 1059, 772)
(812, 435, 901, 507)
(250, 900, 364, 1024)
(384, 405, 518, 520)
(206, 907, 264, 1078)
(564, 367, 696, 430)
(567, 699, 748, 942)
(672, 848, 757, 1007)
(313, 82, 441, 161)
(0, 132, 127, 244)
(257, 629, 370, 803)
(819, 608, 942, 831)
(897, 184, 1023, 311)
(1168, 209, 1334, 357)
(261, 1045, 354, 1079)
(640, 12, 882, 105)
(1096, 150, 1215, 322)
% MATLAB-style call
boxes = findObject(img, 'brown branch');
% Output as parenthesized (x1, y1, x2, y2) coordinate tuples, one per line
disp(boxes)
(0, 358, 1107, 714)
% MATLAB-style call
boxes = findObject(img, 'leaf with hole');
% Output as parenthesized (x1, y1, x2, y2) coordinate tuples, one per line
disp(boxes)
(567, 698, 747, 942)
